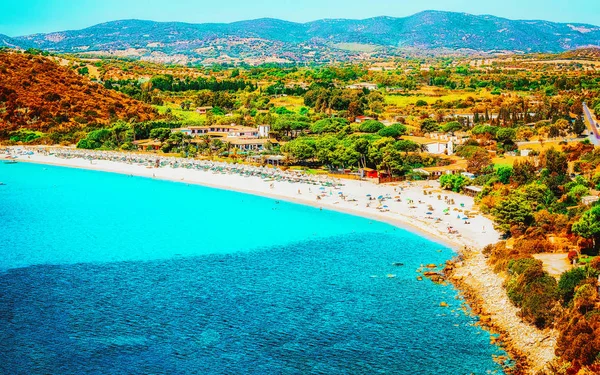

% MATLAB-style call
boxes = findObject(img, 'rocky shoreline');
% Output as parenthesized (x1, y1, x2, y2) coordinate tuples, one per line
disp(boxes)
(444, 248, 559, 375)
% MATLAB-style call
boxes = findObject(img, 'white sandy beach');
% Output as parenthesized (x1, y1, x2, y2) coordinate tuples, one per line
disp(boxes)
(4, 147, 499, 250)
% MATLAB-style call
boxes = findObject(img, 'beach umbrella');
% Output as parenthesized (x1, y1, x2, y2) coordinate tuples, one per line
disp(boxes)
(377, 195, 383, 199)
(462, 216, 469, 220)
(319, 187, 326, 190)
(366, 194, 371, 197)
(383, 205, 389, 208)
(338, 192, 343, 195)
(426, 212, 433, 215)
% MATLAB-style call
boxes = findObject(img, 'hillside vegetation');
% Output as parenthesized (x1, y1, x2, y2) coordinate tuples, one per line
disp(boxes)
(0, 51, 156, 136)
(10, 11, 600, 64)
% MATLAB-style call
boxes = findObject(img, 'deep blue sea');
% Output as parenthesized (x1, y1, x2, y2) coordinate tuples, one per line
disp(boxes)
(0, 162, 507, 374)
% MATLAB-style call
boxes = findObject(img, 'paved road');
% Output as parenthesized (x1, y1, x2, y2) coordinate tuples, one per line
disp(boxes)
(583, 102, 600, 146)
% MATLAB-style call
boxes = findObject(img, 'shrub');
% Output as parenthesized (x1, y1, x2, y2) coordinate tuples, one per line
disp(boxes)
(558, 267, 588, 304)
(506, 258, 558, 327)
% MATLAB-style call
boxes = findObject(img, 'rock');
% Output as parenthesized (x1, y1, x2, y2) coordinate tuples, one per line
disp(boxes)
(416, 276, 423, 281)
(440, 302, 449, 307)
(426, 264, 437, 268)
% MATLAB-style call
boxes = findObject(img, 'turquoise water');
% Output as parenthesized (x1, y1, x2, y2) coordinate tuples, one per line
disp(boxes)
(0, 162, 507, 374)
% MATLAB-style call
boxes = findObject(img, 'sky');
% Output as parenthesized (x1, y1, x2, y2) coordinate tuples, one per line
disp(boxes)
(1, 0, 599, 36)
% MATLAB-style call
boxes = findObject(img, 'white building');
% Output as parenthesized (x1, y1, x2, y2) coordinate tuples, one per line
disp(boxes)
(258, 125, 270, 138)
(423, 141, 454, 155)
(346, 83, 378, 90)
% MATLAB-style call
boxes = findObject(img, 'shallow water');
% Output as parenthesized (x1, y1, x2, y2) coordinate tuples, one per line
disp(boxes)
(0, 162, 506, 374)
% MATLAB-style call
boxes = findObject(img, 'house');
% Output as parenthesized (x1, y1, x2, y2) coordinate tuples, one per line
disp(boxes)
(133, 139, 162, 151)
(195, 106, 213, 114)
(346, 83, 378, 90)
(423, 141, 455, 155)
(173, 125, 259, 138)
(355, 116, 375, 123)
(582, 195, 600, 206)
(226, 137, 278, 152)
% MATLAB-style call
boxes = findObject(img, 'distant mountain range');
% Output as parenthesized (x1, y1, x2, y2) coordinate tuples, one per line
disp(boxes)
(4, 11, 600, 64)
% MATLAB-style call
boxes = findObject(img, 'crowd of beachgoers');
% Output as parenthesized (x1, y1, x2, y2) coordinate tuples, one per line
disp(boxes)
(4, 147, 343, 187)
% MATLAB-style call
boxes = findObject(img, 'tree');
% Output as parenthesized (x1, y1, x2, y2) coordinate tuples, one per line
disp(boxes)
(358, 120, 385, 133)
(511, 159, 537, 186)
(439, 174, 467, 193)
(442, 121, 462, 135)
(420, 118, 439, 134)
(572, 205, 600, 249)
(467, 149, 493, 175)
(567, 184, 589, 203)
(281, 138, 316, 161)
(496, 166, 513, 184)
(149, 128, 172, 141)
(310, 118, 348, 134)
(541, 148, 567, 177)
(492, 193, 534, 233)
(378, 145, 405, 176)
(394, 140, 419, 156)
(557, 267, 588, 304)
(496, 128, 516, 143)
(572, 117, 586, 136)
(378, 123, 406, 138)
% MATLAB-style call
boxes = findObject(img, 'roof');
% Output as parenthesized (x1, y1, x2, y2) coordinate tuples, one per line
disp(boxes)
(133, 139, 162, 147)
(420, 164, 465, 172)
(229, 126, 259, 132)
(226, 138, 278, 145)
(464, 186, 483, 192)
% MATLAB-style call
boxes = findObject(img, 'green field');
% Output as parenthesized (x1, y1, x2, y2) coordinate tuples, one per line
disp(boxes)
(270, 96, 306, 111)
(384, 91, 489, 107)
(154, 103, 206, 124)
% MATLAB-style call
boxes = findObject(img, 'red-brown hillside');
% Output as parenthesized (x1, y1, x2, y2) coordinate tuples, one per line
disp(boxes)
(0, 52, 156, 133)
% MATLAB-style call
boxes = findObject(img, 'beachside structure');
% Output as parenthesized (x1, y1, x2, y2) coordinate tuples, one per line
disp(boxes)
(359, 168, 379, 179)
(133, 139, 162, 150)
(413, 164, 466, 179)
(173, 125, 259, 138)
(463, 186, 483, 197)
(225, 137, 278, 152)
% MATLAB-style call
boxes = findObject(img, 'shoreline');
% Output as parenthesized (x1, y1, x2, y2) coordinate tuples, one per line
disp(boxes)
(4, 147, 555, 373)
(16, 156, 460, 250)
